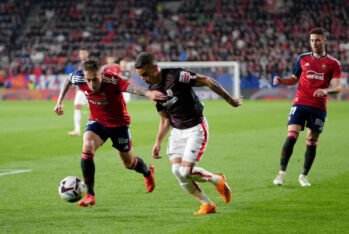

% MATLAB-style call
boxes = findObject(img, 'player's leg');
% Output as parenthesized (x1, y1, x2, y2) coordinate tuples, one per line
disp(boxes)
(180, 120, 231, 203)
(111, 126, 154, 192)
(79, 130, 104, 207)
(273, 124, 301, 185)
(274, 105, 305, 186)
(69, 90, 87, 136)
(168, 126, 216, 214)
(170, 157, 216, 215)
(118, 149, 155, 192)
(298, 107, 325, 187)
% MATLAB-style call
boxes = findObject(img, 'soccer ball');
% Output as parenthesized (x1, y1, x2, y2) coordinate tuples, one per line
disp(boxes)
(58, 176, 86, 203)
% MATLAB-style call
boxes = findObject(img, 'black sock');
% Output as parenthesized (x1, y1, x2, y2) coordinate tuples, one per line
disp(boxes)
(280, 137, 297, 171)
(81, 158, 95, 195)
(302, 145, 317, 175)
(132, 157, 150, 177)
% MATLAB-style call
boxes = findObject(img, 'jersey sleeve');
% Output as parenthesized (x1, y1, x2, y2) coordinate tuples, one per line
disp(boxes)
(332, 60, 342, 79)
(292, 56, 302, 78)
(177, 69, 197, 86)
(70, 70, 85, 85)
(117, 76, 130, 91)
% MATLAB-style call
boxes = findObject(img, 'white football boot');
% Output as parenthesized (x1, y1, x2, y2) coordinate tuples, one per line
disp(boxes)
(273, 171, 286, 186)
(299, 174, 311, 187)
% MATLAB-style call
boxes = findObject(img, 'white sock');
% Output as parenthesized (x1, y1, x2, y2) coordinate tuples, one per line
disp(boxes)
(74, 109, 81, 133)
(181, 166, 220, 185)
(172, 164, 211, 204)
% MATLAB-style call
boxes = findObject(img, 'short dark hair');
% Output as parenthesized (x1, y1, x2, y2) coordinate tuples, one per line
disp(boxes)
(82, 60, 100, 71)
(309, 27, 327, 36)
(134, 52, 156, 69)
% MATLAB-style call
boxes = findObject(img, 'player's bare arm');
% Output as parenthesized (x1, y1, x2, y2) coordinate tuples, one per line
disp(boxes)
(313, 78, 341, 97)
(273, 75, 299, 86)
(126, 84, 166, 102)
(54, 75, 73, 115)
(152, 111, 171, 159)
(196, 74, 243, 107)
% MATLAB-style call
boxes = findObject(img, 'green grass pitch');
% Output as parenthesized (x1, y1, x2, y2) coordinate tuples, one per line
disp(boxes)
(0, 100, 348, 233)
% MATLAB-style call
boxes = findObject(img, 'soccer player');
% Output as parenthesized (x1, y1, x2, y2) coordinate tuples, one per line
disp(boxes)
(134, 52, 243, 215)
(68, 48, 89, 136)
(53, 60, 166, 207)
(272, 28, 342, 187)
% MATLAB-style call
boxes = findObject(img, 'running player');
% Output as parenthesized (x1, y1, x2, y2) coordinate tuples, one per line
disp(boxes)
(54, 59, 166, 207)
(68, 48, 89, 136)
(272, 28, 342, 187)
(134, 52, 243, 215)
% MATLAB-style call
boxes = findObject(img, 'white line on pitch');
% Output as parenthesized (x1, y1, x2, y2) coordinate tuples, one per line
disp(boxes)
(0, 169, 32, 177)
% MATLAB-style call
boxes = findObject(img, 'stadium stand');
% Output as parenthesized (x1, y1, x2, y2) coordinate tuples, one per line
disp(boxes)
(0, 0, 348, 90)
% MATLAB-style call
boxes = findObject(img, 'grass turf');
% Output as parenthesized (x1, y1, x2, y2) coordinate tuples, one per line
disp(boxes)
(0, 100, 348, 233)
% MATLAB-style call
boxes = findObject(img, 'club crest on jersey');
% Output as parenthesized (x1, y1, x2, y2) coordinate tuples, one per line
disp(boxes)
(322, 64, 327, 70)
(306, 70, 324, 80)
(179, 71, 195, 83)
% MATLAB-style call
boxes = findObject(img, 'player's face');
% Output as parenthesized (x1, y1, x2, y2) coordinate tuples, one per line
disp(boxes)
(83, 69, 102, 93)
(106, 56, 115, 65)
(310, 34, 326, 55)
(136, 64, 160, 85)
(79, 50, 89, 62)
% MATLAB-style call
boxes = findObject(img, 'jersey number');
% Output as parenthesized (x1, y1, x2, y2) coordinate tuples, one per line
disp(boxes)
(289, 106, 297, 115)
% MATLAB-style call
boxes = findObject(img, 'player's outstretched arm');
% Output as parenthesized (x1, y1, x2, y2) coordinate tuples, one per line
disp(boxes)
(126, 84, 166, 102)
(53, 75, 73, 115)
(152, 111, 171, 159)
(196, 74, 243, 107)
(273, 75, 299, 86)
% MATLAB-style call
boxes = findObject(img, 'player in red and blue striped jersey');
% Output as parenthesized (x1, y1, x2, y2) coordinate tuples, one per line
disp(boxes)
(54, 60, 166, 207)
(273, 28, 342, 187)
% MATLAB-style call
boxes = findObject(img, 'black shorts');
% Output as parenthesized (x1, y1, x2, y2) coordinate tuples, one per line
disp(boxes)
(287, 104, 326, 133)
(85, 120, 132, 152)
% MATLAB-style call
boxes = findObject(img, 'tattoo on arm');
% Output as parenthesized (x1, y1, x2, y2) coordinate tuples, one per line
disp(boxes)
(126, 84, 147, 96)
(210, 79, 231, 101)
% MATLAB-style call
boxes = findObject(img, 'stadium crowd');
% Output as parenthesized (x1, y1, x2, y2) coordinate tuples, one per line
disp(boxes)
(0, 0, 348, 87)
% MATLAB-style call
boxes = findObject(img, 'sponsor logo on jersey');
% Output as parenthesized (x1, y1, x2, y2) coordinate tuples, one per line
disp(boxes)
(306, 70, 324, 80)
(161, 96, 178, 108)
(179, 71, 196, 83)
(88, 99, 108, 105)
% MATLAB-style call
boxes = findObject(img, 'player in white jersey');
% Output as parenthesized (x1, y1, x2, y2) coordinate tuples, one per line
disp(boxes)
(68, 48, 89, 136)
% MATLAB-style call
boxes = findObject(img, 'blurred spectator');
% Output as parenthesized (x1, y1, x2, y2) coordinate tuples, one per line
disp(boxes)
(0, 0, 348, 87)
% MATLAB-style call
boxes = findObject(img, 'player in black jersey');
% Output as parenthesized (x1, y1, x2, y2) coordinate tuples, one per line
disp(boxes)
(135, 52, 243, 215)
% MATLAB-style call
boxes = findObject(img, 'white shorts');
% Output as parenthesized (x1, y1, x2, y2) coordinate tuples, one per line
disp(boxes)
(167, 118, 209, 163)
(123, 92, 131, 103)
(74, 90, 88, 105)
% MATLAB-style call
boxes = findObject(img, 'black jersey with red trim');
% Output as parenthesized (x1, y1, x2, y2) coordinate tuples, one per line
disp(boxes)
(149, 68, 204, 129)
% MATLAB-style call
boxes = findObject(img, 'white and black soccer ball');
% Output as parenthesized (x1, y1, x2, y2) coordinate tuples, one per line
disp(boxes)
(58, 176, 86, 203)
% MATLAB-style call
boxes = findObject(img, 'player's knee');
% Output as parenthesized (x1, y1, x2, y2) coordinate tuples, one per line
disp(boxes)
(171, 164, 181, 177)
(81, 152, 94, 160)
(287, 130, 299, 140)
(306, 138, 318, 146)
(179, 166, 191, 179)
